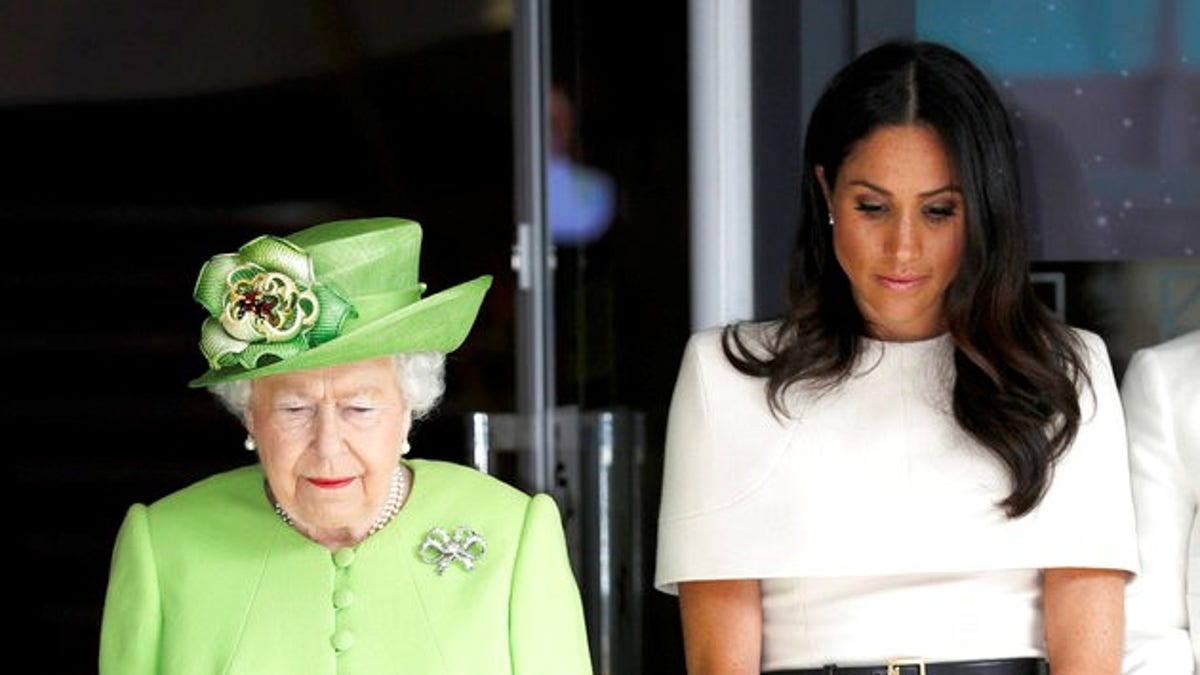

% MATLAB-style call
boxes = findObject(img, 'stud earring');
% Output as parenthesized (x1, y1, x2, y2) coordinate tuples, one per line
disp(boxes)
(828, 213, 835, 227)
(401, 440, 411, 456)
(244, 435, 257, 452)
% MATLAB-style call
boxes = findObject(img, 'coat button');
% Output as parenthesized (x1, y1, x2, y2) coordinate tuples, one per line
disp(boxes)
(332, 548, 356, 567)
(332, 629, 355, 652)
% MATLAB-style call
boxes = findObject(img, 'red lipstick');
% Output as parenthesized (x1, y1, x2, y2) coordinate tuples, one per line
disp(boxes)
(307, 477, 355, 489)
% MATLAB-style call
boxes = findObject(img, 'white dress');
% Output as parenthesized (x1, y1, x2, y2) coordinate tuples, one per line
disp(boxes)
(1122, 330, 1200, 674)
(655, 325, 1139, 670)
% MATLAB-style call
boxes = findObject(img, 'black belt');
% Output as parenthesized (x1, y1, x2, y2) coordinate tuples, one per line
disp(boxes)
(768, 657, 1049, 675)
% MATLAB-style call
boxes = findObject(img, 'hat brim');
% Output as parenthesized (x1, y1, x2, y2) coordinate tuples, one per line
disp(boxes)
(188, 274, 492, 388)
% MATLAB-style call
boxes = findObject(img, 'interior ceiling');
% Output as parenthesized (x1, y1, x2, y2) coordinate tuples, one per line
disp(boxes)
(0, 0, 512, 105)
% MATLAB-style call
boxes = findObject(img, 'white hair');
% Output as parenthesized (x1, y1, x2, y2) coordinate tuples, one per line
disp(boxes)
(207, 352, 446, 422)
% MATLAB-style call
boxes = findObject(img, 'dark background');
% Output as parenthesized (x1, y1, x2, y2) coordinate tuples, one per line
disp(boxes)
(5, 3, 690, 672)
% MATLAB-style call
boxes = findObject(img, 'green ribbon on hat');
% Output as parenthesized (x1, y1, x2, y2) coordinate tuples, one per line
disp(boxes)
(194, 235, 355, 372)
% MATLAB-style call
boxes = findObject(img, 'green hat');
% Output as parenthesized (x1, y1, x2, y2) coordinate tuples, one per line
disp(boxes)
(188, 217, 492, 388)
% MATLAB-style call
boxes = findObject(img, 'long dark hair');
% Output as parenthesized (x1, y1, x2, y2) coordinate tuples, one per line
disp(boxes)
(723, 40, 1089, 518)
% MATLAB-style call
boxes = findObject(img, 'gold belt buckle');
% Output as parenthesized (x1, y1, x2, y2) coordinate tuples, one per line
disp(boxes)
(886, 658, 927, 675)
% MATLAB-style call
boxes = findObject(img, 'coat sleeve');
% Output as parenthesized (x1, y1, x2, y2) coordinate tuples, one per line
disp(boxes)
(99, 504, 162, 675)
(1121, 346, 1196, 674)
(509, 493, 594, 674)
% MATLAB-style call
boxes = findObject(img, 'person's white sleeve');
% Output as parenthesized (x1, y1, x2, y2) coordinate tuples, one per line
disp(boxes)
(1122, 343, 1198, 674)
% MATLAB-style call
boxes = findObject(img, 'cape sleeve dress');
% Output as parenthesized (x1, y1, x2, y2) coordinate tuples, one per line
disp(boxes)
(655, 325, 1138, 669)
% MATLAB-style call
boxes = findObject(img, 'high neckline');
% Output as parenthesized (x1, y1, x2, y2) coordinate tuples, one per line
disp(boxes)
(861, 331, 952, 348)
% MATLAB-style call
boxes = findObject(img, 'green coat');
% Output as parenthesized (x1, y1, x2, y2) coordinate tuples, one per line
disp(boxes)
(100, 459, 593, 674)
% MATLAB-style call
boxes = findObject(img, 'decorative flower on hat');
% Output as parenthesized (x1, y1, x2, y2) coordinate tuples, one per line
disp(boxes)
(419, 526, 487, 575)
(193, 235, 355, 372)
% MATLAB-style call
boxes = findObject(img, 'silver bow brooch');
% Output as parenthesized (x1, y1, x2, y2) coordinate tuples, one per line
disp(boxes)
(419, 526, 487, 574)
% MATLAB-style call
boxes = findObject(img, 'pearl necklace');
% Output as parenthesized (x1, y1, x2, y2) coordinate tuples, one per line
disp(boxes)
(272, 465, 408, 539)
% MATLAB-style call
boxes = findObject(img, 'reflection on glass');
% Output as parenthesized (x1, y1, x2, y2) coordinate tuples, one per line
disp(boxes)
(918, 0, 1199, 261)
(549, 85, 616, 247)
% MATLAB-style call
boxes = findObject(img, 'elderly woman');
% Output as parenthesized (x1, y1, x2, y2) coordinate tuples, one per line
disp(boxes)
(99, 217, 593, 674)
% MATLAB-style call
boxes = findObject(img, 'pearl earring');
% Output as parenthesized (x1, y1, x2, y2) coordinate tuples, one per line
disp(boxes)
(401, 441, 411, 456)
(244, 435, 257, 452)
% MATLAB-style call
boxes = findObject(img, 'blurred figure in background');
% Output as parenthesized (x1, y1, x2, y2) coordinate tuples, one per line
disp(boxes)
(548, 84, 615, 248)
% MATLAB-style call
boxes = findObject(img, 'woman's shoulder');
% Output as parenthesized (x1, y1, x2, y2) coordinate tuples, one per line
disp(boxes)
(1065, 325, 1106, 351)
(118, 464, 268, 541)
(682, 319, 782, 364)
(1122, 329, 1200, 400)
(149, 464, 263, 510)
(1130, 328, 1200, 364)
(408, 458, 531, 509)
(405, 459, 563, 546)
(1059, 325, 1115, 376)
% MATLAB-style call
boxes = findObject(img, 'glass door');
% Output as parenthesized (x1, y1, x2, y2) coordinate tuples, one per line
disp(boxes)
(469, 2, 692, 673)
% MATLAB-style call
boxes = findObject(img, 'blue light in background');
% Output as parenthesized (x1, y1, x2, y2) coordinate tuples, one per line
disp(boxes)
(915, 0, 1199, 76)
(1182, 0, 1200, 62)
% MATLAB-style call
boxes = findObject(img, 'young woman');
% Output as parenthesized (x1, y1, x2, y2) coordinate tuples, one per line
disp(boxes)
(655, 41, 1137, 675)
